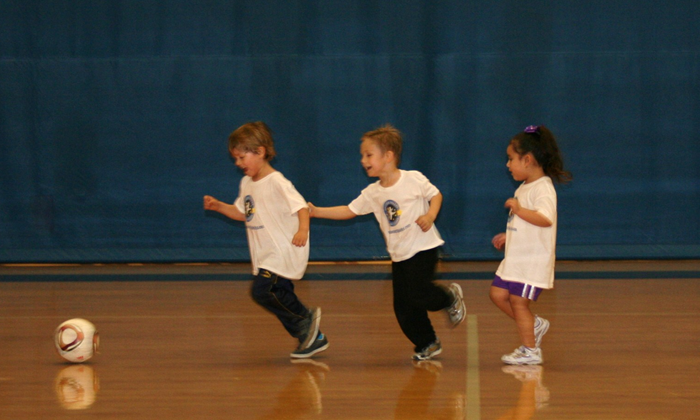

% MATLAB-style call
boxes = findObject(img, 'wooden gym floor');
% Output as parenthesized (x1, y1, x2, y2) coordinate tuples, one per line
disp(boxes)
(1, 260, 699, 419)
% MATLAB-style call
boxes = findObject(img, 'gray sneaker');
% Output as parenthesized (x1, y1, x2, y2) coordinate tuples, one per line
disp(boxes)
(412, 339, 442, 361)
(291, 332, 329, 359)
(445, 283, 466, 327)
(534, 315, 549, 348)
(298, 307, 322, 350)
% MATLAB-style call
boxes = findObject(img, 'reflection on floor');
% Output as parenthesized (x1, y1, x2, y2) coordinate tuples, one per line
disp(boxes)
(54, 364, 100, 410)
(498, 365, 549, 420)
(0, 261, 698, 419)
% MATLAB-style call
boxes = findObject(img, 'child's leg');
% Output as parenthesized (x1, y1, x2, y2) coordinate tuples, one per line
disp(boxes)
(392, 249, 451, 351)
(490, 285, 515, 319)
(250, 269, 313, 339)
(400, 248, 452, 313)
(491, 276, 543, 349)
(509, 294, 536, 348)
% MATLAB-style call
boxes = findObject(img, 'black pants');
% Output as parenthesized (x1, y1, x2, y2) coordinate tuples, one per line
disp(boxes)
(250, 269, 311, 340)
(392, 247, 452, 352)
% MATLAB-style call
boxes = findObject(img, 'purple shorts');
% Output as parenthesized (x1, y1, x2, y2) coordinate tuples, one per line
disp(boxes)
(492, 275, 543, 301)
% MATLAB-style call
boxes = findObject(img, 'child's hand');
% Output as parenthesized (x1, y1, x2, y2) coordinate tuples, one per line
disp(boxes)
(415, 214, 435, 232)
(307, 202, 316, 218)
(203, 195, 219, 211)
(504, 197, 521, 215)
(492, 233, 506, 250)
(292, 230, 308, 247)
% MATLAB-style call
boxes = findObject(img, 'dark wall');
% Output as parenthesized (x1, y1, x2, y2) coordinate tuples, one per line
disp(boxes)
(1, 1, 698, 262)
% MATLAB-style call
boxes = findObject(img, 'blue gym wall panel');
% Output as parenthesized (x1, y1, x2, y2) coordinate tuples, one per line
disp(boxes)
(1, 1, 698, 263)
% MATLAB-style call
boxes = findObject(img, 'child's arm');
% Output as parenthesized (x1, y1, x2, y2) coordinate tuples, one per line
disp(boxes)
(415, 192, 443, 232)
(308, 202, 357, 220)
(505, 198, 552, 227)
(292, 207, 310, 247)
(203, 195, 246, 222)
(492, 233, 506, 250)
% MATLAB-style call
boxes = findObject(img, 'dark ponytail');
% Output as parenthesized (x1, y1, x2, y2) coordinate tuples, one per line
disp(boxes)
(511, 125, 572, 184)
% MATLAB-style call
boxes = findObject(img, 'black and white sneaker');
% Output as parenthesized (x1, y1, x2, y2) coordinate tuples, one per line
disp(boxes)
(412, 339, 442, 361)
(291, 332, 329, 359)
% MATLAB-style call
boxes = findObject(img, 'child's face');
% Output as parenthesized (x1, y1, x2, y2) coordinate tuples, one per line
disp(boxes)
(506, 144, 528, 182)
(230, 147, 267, 180)
(360, 139, 393, 178)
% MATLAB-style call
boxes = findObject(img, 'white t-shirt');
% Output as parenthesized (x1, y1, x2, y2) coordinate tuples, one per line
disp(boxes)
(496, 176, 557, 289)
(348, 170, 445, 262)
(234, 171, 309, 280)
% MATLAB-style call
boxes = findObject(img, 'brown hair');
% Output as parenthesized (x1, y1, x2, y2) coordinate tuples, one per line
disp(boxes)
(362, 124, 403, 166)
(228, 121, 276, 161)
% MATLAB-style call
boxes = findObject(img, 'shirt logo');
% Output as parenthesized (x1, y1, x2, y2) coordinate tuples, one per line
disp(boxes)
(244, 195, 256, 222)
(384, 200, 401, 227)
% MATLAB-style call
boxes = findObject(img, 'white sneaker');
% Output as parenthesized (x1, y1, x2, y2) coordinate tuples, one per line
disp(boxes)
(501, 346, 543, 365)
(534, 315, 549, 348)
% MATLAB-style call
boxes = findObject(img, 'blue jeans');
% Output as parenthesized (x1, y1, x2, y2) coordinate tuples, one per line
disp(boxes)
(250, 269, 311, 339)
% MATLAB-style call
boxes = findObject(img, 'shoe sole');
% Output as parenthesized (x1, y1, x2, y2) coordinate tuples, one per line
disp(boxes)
(502, 358, 543, 366)
(290, 342, 329, 359)
(300, 307, 322, 350)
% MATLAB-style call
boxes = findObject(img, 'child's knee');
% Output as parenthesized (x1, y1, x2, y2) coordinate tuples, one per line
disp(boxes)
(490, 286, 508, 303)
(508, 293, 530, 308)
(250, 281, 271, 305)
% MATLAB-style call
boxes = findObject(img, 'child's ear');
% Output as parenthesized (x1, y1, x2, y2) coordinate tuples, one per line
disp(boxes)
(256, 146, 266, 157)
(385, 150, 396, 163)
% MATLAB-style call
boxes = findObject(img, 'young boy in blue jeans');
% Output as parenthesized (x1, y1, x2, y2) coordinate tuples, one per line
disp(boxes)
(204, 121, 327, 359)
(309, 124, 465, 360)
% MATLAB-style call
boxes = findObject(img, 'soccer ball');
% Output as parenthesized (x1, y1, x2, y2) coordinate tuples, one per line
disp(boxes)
(54, 318, 99, 363)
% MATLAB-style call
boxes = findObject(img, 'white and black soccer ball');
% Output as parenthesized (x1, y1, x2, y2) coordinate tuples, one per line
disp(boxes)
(54, 318, 99, 363)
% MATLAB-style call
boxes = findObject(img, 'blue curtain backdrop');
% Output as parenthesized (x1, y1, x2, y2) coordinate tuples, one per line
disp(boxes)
(1, 1, 698, 262)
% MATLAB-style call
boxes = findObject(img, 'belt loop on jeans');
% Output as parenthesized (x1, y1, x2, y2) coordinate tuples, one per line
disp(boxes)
(260, 269, 277, 282)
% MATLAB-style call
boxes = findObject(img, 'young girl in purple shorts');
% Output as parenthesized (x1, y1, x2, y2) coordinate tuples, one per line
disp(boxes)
(491, 125, 572, 365)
